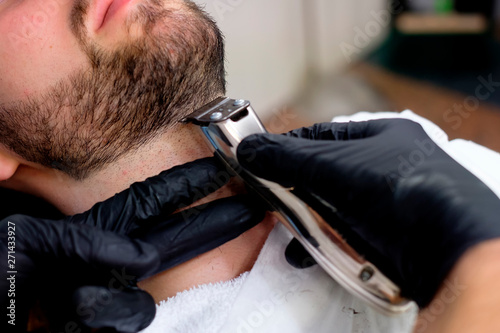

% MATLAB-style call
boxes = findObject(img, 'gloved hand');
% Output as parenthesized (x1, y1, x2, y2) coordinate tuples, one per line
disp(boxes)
(0, 157, 265, 332)
(237, 119, 500, 308)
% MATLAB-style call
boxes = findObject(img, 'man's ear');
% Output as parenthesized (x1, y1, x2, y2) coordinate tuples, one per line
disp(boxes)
(0, 151, 20, 181)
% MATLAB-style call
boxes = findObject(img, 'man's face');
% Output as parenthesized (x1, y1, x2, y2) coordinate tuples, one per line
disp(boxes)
(0, 0, 225, 180)
(0, 0, 166, 102)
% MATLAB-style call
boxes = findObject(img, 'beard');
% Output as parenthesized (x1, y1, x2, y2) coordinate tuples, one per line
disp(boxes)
(0, 0, 225, 180)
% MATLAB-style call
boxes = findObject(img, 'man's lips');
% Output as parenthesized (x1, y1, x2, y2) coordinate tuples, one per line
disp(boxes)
(95, 0, 132, 31)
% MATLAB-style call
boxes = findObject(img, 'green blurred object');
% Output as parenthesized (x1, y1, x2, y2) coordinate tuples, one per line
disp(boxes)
(365, 0, 500, 107)
(435, 0, 454, 13)
(374, 0, 495, 72)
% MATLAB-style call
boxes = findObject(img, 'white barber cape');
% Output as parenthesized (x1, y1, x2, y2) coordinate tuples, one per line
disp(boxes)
(141, 111, 500, 333)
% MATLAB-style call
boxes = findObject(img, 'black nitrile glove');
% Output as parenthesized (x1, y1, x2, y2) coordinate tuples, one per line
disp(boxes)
(0, 157, 265, 332)
(237, 119, 500, 308)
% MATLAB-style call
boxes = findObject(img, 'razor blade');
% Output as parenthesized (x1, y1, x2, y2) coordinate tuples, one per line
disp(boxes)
(183, 97, 413, 315)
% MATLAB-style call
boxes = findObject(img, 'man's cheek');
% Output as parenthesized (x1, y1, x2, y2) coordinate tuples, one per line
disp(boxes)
(6, 0, 71, 53)
(34, 0, 73, 17)
(0, 18, 55, 102)
(6, 14, 52, 51)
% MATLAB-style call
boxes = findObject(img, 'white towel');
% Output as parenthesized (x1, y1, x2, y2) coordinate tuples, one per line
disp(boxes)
(140, 272, 249, 333)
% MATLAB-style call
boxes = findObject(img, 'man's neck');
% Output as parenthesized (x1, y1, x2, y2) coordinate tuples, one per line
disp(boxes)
(3, 124, 275, 301)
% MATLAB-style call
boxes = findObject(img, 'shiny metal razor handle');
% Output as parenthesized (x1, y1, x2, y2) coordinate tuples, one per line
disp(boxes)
(183, 97, 413, 315)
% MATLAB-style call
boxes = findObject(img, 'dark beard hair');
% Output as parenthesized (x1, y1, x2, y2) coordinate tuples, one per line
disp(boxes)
(0, 0, 225, 180)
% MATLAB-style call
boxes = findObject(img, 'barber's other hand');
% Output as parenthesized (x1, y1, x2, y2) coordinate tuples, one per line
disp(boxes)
(0, 157, 264, 332)
(0, 217, 159, 333)
(237, 119, 500, 307)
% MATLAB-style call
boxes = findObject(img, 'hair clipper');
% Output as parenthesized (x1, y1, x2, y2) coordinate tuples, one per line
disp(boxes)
(183, 97, 413, 315)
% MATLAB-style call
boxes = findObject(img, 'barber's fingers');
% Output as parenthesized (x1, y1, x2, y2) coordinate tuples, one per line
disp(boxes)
(236, 121, 384, 190)
(283, 119, 406, 141)
(66, 157, 230, 233)
(238, 133, 345, 189)
(131, 194, 267, 273)
(237, 119, 426, 191)
(284, 121, 370, 141)
(6, 216, 160, 280)
(73, 286, 155, 333)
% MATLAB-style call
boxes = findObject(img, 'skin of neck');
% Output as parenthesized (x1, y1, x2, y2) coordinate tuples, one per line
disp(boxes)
(2, 123, 275, 302)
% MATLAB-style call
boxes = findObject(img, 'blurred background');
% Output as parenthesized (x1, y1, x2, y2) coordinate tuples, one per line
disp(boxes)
(193, 0, 500, 152)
